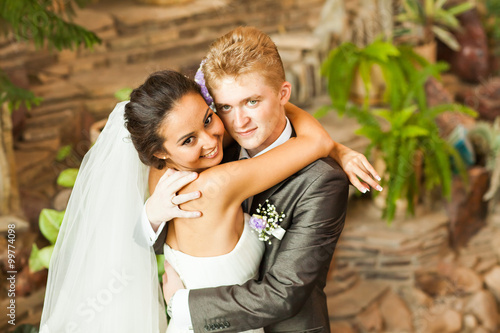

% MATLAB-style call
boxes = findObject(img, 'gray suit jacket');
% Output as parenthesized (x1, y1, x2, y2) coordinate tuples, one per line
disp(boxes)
(154, 142, 349, 332)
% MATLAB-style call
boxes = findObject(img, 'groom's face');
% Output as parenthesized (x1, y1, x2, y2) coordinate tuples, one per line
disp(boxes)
(212, 72, 290, 156)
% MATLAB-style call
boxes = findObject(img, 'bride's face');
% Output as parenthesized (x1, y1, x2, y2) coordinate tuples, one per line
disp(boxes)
(157, 92, 225, 172)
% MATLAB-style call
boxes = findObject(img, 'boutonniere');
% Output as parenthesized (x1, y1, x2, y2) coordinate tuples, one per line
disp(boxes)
(249, 200, 286, 244)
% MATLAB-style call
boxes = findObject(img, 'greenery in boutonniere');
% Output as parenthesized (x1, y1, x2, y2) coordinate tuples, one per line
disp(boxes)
(319, 39, 477, 222)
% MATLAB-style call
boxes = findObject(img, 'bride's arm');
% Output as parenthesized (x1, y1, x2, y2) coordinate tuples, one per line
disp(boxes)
(285, 102, 381, 193)
(194, 107, 333, 209)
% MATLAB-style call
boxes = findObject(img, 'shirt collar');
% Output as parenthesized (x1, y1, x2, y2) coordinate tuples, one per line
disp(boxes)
(239, 117, 292, 159)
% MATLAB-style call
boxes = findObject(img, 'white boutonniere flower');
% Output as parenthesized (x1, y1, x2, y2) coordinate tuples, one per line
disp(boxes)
(249, 200, 286, 244)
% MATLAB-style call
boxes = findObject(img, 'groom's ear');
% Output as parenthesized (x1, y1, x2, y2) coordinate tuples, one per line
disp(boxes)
(279, 81, 292, 106)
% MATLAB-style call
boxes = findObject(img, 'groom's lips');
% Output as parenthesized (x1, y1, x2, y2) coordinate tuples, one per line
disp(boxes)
(236, 128, 257, 137)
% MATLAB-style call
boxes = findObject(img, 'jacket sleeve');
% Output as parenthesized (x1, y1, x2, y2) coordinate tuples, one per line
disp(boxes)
(153, 222, 168, 255)
(188, 165, 349, 332)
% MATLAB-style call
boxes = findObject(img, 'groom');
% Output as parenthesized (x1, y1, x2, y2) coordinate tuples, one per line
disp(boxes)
(151, 26, 349, 332)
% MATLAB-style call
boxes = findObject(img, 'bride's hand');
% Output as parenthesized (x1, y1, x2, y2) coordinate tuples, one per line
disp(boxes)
(163, 261, 185, 305)
(333, 145, 382, 193)
(146, 169, 201, 227)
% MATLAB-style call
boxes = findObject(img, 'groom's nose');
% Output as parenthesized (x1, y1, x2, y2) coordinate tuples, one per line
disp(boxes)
(234, 108, 250, 129)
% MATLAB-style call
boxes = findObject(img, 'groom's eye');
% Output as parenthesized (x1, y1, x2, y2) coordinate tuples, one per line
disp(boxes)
(220, 105, 231, 112)
(247, 100, 258, 106)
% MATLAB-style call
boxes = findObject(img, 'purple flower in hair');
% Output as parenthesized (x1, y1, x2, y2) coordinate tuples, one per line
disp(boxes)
(194, 59, 215, 108)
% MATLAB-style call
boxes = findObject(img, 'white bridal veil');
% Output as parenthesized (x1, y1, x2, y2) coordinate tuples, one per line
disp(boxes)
(40, 101, 167, 332)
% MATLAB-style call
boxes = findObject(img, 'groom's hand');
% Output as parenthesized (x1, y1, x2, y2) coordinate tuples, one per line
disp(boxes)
(162, 261, 185, 305)
(146, 168, 202, 229)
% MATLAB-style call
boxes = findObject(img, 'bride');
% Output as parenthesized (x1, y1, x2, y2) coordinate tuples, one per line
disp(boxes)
(39, 69, 334, 332)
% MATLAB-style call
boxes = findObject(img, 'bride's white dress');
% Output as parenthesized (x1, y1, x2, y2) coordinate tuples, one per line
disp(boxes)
(164, 213, 265, 333)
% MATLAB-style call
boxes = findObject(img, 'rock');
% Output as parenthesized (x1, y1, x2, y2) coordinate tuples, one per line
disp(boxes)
(0, 215, 29, 233)
(14, 137, 61, 153)
(473, 326, 491, 333)
(19, 190, 51, 228)
(416, 270, 455, 297)
(446, 166, 490, 249)
(458, 77, 500, 121)
(475, 257, 498, 274)
(406, 287, 433, 308)
(52, 189, 72, 211)
(0, 230, 36, 273)
(329, 320, 356, 333)
(356, 301, 383, 332)
(422, 307, 462, 333)
(463, 313, 478, 330)
(426, 77, 476, 138)
(465, 290, 498, 332)
(449, 266, 483, 295)
(484, 266, 500, 303)
(72, 8, 114, 33)
(379, 290, 413, 332)
(328, 280, 390, 319)
(437, 9, 489, 83)
(31, 80, 84, 104)
(15, 265, 48, 297)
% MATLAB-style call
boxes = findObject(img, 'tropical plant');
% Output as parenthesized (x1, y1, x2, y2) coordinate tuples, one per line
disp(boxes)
(318, 39, 436, 114)
(345, 101, 475, 221)
(395, 0, 475, 51)
(319, 39, 477, 222)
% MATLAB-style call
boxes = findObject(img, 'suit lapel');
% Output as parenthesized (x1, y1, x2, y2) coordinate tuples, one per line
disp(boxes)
(250, 179, 288, 214)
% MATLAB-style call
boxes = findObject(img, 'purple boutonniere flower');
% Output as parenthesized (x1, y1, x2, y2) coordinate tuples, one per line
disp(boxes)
(249, 200, 286, 244)
(249, 215, 266, 231)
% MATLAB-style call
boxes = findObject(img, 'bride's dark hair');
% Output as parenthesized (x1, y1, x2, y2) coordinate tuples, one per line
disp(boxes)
(124, 70, 202, 170)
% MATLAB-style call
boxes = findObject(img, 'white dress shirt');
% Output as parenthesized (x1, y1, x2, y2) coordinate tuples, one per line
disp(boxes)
(142, 118, 292, 330)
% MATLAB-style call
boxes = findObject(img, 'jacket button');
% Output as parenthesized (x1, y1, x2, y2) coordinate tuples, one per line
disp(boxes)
(224, 321, 230, 328)
(204, 324, 210, 331)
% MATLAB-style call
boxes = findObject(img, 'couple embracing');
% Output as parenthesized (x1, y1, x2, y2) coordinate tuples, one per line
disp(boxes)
(40, 26, 381, 333)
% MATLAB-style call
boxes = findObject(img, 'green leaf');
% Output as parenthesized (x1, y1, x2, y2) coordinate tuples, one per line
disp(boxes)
(363, 40, 400, 63)
(57, 168, 79, 188)
(39, 245, 54, 268)
(314, 105, 334, 119)
(447, 2, 475, 16)
(28, 244, 53, 273)
(402, 125, 429, 138)
(114, 87, 133, 102)
(39, 209, 65, 244)
(355, 126, 383, 142)
(432, 25, 460, 51)
(157, 254, 165, 278)
(56, 145, 72, 162)
(29, 244, 43, 273)
(11, 323, 39, 333)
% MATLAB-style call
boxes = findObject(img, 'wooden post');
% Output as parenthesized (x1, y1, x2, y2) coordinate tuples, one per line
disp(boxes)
(0, 105, 21, 216)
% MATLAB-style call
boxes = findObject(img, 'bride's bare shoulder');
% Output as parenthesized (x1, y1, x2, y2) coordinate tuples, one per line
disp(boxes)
(148, 167, 166, 195)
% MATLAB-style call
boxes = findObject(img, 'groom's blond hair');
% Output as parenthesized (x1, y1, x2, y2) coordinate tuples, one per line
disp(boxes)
(202, 26, 286, 93)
